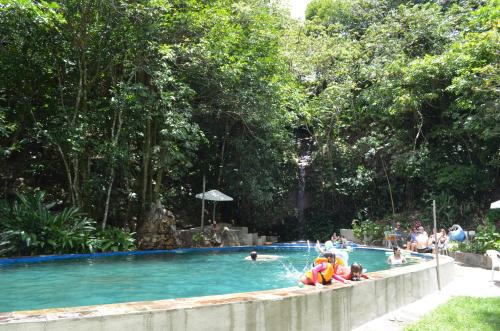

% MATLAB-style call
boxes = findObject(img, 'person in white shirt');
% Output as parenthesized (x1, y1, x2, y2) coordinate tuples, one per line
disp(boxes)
(387, 246, 407, 265)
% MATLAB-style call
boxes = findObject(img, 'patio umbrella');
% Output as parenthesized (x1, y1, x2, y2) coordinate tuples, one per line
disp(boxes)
(195, 190, 234, 202)
(196, 189, 233, 231)
(490, 200, 500, 209)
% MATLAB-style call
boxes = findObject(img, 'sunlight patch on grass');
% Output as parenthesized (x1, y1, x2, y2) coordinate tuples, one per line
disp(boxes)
(405, 296, 500, 331)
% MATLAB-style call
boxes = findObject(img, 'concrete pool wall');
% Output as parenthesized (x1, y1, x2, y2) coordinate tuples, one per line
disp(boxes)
(0, 250, 455, 331)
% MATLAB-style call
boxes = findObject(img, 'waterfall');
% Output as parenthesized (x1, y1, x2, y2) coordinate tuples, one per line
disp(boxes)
(296, 134, 312, 238)
(169, 224, 182, 246)
(221, 227, 241, 246)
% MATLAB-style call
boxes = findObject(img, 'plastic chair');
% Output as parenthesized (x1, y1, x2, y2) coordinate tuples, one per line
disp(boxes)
(384, 231, 397, 248)
(438, 241, 449, 255)
(485, 250, 500, 281)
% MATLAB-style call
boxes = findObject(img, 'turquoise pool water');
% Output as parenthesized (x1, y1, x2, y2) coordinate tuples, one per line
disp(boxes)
(0, 248, 404, 312)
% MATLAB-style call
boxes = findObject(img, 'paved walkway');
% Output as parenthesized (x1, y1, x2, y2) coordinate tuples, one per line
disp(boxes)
(353, 263, 500, 331)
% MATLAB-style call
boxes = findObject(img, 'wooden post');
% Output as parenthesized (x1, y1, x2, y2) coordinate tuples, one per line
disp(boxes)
(433, 200, 441, 290)
(201, 174, 206, 232)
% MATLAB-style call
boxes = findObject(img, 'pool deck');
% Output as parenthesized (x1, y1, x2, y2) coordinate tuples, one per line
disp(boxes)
(0, 249, 455, 331)
(353, 262, 500, 331)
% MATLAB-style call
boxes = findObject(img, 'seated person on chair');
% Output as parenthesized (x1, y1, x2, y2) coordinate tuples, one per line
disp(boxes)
(393, 222, 405, 246)
(406, 227, 417, 251)
(415, 226, 432, 253)
(432, 228, 448, 253)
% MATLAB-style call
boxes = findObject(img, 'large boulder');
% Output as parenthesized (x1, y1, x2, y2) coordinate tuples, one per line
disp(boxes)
(137, 202, 180, 250)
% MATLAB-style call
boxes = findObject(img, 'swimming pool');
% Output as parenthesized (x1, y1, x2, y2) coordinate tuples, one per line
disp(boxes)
(0, 247, 413, 312)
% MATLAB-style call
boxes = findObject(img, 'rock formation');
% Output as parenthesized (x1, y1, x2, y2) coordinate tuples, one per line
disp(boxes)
(137, 201, 180, 250)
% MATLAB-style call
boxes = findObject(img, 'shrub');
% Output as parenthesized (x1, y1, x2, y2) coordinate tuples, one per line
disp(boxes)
(0, 192, 96, 256)
(93, 227, 136, 252)
(474, 224, 500, 253)
(192, 232, 204, 246)
(450, 223, 500, 254)
(352, 219, 391, 243)
(0, 192, 136, 257)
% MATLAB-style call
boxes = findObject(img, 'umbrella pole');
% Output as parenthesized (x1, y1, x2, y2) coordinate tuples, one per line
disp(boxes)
(212, 202, 217, 224)
(201, 174, 206, 232)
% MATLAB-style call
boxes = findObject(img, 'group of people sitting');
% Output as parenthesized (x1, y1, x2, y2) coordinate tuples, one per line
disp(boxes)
(405, 225, 448, 253)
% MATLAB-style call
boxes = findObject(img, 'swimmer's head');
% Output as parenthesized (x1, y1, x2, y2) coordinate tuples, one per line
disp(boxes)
(322, 252, 336, 264)
(250, 251, 257, 261)
(351, 262, 363, 281)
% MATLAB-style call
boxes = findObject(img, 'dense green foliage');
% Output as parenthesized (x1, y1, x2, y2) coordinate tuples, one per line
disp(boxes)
(0, 0, 298, 238)
(405, 296, 500, 331)
(0, 192, 135, 256)
(0, 0, 498, 254)
(291, 0, 500, 235)
(0, 192, 95, 255)
(352, 219, 391, 243)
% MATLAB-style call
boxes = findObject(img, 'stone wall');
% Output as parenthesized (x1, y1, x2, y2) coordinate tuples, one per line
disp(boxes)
(175, 225, 277, 248)
(137, 204, 276, 249)
(448, 251, 493, 269)
(340, 229, 356, 242)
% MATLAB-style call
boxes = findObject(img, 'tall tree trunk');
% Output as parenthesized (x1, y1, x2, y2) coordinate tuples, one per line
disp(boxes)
(217, 121, 230, 186)
(72, 158, 82, 207)
(141, 116, 152, 220)
(153, 133, 164, 204)
(200, 174, 206, 232)
(70, 4, 90, 208)
(381, 156, 396, 224)
(154, 138, 165, 203)
(57, 144, 76, 205)
(102, 107, 123, 229)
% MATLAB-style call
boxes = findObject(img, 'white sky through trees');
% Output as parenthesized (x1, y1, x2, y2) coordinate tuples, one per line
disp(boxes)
(285, 0, 312, 19)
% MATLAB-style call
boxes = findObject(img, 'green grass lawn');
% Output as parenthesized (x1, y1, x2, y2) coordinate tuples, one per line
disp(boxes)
(405, 296, 500, 331)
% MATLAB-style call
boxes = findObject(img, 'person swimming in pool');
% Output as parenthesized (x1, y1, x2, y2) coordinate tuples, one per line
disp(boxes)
(387, 246, 407, 265)
(245, 251, 280, 261)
